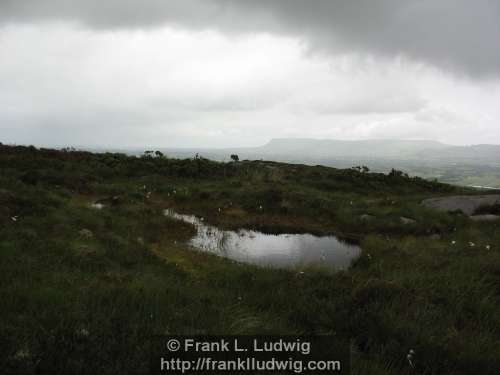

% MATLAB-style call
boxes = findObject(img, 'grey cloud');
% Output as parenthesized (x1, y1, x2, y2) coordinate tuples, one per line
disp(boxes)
(222, 0, 500, 77)
(0, 0, 253, 31)
(0, 0, 499, 77)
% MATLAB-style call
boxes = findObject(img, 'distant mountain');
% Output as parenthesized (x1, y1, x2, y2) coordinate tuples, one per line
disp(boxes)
(247, 138, 449, 159)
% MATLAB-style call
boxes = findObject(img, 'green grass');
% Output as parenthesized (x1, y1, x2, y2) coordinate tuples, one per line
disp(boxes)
(1, 144, 499, 374)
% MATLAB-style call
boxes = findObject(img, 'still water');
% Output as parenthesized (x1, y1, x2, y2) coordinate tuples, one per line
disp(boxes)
(164, 209, 361, 271)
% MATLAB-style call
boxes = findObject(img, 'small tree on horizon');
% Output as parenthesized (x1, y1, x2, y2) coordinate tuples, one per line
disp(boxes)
(230, 154, 239, 162)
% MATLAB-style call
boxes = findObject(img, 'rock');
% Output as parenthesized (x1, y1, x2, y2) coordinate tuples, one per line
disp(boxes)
(79, 228, 93, 238)
(470, 214, 500, 221)
(421, 195, 500, 216)
(400, 216, 416, 224)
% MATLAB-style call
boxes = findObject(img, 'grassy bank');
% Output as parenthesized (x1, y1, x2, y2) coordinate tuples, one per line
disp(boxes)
(1, 144, 499, 374)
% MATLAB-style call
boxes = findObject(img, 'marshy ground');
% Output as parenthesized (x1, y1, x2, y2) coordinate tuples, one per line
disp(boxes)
(1, 144, 499, 374)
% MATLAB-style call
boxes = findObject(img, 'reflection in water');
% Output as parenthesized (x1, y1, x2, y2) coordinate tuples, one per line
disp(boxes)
(164, 209, 361, 271)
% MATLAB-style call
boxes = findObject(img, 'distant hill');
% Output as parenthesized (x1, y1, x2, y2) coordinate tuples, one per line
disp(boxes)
(414, 144, 500, 164)
(243, 138, 450, 159)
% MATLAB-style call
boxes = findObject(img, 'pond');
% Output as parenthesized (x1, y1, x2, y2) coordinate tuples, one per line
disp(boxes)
(164, 209, 361, 271)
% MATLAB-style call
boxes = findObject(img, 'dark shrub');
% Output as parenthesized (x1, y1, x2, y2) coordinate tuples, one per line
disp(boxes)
(474, 203, 500, 215)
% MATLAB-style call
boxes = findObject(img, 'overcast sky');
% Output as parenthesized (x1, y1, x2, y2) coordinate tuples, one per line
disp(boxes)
(1, 0, 499, 148)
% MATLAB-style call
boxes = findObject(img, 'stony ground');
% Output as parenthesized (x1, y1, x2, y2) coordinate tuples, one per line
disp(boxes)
(422, 194, 500, 215)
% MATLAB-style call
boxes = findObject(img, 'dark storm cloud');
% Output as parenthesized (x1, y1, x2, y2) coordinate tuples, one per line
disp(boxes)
(0, 0, 498, 77)
(0, 0, 232, 30)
